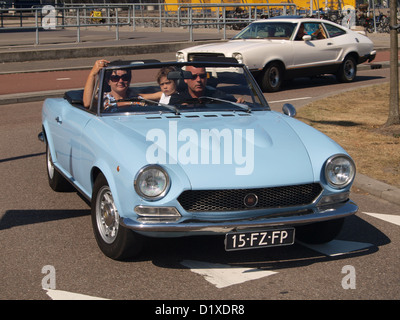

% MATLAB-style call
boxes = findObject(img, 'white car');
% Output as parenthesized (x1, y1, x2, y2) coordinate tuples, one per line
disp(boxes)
(176, 17, 376, 92)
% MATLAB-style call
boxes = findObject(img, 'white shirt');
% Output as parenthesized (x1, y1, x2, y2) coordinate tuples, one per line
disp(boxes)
(159, 92, 171, 104)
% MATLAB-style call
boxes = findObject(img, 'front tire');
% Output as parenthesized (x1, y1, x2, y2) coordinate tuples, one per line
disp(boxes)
(260, 62, 283, 92)
(336, 56, 357, 83)
(91, 173, 143, 260)
(296, 218, 345, 244)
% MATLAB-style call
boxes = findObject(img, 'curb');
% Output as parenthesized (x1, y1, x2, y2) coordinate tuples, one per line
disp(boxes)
(0, 40, 222, 63)
(354, 174, 400, 206)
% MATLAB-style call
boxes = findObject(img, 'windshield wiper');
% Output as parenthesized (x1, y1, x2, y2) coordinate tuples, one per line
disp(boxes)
(140, 98, 181, 115)
(120, 97, 181, 115)
(199, 96, 251, 113)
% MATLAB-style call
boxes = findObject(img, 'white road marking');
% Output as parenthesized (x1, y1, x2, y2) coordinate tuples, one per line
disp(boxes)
(56, 78, 71, 81)
(300, 240, 373, 257)
(180, 260, 277, 289)
(269, 97, 312, 104)
(43, 288, 109, 300)
(362, 212, 400, 227)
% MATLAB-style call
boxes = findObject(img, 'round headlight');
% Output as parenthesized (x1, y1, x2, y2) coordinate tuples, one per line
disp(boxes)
(134, 165, 170, 200)
(325, 155, 356, 188)
(176, 52, 185, 62)
(232, 52, 243, 64)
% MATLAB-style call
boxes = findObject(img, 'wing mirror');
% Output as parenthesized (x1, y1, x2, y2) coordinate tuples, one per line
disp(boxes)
(282, 103, 296, 117)
(302, 35, 312, 41)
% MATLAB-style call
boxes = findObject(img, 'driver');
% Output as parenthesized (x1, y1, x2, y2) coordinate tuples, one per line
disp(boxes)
(169, 66, 244, 105)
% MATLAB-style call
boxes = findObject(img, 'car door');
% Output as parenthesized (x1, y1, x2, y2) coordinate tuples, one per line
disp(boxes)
(292, 22, 341, 67)
(49, 104, 93, 180)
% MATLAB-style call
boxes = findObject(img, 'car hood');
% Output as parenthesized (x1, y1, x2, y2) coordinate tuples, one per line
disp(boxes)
(105, 111, 344, 189)
(182, 39, 282, 55)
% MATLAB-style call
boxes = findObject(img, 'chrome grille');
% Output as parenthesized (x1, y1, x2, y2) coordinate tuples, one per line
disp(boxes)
(188, 53, 225, 61)
(177, 183, 322, 212)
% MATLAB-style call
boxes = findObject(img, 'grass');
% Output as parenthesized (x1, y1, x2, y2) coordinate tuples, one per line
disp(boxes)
(296, 82, 400, 188)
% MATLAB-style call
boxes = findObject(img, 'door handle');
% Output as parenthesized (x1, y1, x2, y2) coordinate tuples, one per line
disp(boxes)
(55, 116, 62, 124)
(327, 42, 333, 46)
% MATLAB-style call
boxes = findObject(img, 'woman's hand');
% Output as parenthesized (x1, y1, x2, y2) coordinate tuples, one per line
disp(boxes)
(90, 59, 110, 76)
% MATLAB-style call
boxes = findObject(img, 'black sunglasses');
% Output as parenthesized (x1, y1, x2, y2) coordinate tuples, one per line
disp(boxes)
(110, 74, 130, 82)
(191, 73, 207, 80)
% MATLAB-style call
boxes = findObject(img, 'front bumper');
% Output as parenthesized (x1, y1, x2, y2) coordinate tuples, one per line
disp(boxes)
(120, 200, 358, 234)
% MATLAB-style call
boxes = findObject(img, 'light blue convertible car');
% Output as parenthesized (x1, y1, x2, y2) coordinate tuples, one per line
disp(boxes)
(39, 60, 358, 260)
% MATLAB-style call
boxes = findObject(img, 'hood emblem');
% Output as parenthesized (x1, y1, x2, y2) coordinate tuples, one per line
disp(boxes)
(244, 193, 258, 208)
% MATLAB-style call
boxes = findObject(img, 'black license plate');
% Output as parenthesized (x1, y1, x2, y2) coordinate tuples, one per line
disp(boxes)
(225, 228, 295, 251)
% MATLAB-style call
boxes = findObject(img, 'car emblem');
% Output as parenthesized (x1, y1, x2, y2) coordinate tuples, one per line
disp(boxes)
(244, 193, 258, 208)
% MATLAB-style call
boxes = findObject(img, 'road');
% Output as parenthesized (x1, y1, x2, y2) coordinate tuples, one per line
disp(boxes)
(1, 64, 399, 303)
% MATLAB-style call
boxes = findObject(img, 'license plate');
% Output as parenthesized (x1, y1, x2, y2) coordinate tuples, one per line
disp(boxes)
(225, 228, 295, 251)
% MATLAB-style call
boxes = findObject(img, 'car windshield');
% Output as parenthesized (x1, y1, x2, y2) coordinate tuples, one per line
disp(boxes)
(232, 22, 296, 40)
(99, 62, 269, 115)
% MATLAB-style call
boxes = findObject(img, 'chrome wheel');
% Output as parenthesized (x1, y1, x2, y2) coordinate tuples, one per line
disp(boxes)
(343, 59, 356, 81)
(95, 186, 119, 244)
(268, 66, 280, 88)
(337, 56, 356, 83)
(91, 173, 144, 260)
(261, 62, 283, 92)
(46, 142, 71, 191)
(46, 146, 54, 179)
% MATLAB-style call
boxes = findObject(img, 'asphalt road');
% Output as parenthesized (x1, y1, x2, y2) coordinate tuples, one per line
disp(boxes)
(1, 65, 400, 302)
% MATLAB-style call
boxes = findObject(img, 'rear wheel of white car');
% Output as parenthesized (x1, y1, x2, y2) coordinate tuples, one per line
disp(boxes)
(91, 173, 143, 260)
(260, 62, 283, 92)
(46, 143, 72, 192)
(336, 56, 357, 83)
(295, 218, 345, 244)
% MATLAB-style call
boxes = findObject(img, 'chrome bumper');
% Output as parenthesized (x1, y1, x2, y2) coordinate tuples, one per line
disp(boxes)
(360, 50, 376, 63)
(120, 200, 358, 234)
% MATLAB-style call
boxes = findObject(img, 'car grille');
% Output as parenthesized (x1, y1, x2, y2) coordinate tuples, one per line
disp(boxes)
(177, 183, 323, 212)
(188, 53, 225, 62)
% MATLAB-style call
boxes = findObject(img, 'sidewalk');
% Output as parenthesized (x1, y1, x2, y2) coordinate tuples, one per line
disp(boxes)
(0, 27, 399, 206)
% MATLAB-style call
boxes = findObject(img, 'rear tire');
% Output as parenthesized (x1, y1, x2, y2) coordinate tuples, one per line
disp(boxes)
(336, 56, 357, 83)
(46, 143, 72, 192)
(296, 218, 345, 244)
(91, 173, 143, 260)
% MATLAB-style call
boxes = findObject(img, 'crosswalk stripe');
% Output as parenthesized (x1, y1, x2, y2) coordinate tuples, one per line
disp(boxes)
(362, 212, 400, 227)
(180, 260, 277, 289)
(43, 288, 109, 300)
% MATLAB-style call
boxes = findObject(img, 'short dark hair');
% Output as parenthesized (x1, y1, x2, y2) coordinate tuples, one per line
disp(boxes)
(156, 66, 176, 84)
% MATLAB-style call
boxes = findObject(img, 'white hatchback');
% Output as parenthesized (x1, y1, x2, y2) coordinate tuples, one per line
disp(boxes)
(177, 17, 376, 92)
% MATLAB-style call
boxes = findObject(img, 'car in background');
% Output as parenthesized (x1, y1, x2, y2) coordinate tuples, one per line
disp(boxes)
(176, 17, 376, 92)
(39, 59, 358, 260)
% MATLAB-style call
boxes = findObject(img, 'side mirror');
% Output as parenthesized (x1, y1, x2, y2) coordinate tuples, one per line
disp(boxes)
(282, 103, 296, 117)
(302, 35, 312, 41)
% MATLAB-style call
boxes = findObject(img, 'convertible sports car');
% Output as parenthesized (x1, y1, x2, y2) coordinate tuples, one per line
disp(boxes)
(39, 60, 358, 260)
(176, 17, 376, 92)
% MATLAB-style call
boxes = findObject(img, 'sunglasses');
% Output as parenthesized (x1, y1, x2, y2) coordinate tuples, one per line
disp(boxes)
(110, 74, 130, 82)
(191, 73, 207, 80)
